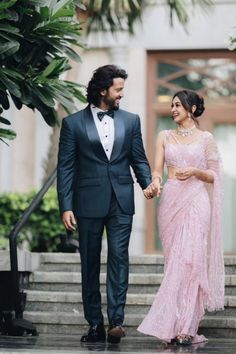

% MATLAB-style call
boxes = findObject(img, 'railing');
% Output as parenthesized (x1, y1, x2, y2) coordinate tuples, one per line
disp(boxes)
(9, 168, 57, 320)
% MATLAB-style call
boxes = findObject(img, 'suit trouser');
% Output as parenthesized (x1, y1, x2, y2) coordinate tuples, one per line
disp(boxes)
(77, 193, 133, 326)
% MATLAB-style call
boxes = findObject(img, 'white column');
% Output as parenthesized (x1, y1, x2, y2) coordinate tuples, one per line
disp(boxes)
(108, 46, 128, 68)
(0, 107, 14, 192)
(34, 111, 53, 188)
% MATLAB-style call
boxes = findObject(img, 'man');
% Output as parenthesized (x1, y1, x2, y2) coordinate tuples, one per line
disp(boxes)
(57, 65, 152, 343)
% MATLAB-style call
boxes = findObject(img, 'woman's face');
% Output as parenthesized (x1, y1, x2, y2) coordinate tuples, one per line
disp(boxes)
(171, 96, 189, 124)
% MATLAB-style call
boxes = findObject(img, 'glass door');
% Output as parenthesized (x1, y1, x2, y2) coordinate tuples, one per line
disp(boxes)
(146, 50, 236, 254)
(214, 125, 236, 253)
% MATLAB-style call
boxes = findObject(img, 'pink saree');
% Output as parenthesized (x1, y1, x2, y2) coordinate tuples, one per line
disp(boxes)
(138, 131, 224, 343)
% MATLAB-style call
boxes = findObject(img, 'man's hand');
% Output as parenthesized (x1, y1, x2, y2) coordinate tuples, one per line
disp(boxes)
(143, 178, 162, 199)
(62, 210, 77, 231)
(143, 181, 160, 199)
(149, 179, 162, 197)
(143, 188, 153, 199)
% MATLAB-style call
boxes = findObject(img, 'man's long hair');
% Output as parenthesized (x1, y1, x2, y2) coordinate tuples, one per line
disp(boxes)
(86, 65, 128, 106)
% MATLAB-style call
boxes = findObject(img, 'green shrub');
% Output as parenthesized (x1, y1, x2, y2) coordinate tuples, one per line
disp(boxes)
(0, 187, 66, 252)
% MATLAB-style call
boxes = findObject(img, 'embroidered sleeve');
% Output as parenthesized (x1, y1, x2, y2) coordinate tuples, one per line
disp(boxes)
(205, 132, 221, 173)
(204, 132, 225, 311)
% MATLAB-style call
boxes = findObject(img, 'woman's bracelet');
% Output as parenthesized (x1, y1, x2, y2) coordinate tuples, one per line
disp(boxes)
(152, 175, 163, 184)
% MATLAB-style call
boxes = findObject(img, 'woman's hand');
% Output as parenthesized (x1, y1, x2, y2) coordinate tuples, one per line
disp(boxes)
(175, 167, 196, 181)
(144, 179, 162, 198)
(143, 187, 153, 199)
(150, 178, 162, 197)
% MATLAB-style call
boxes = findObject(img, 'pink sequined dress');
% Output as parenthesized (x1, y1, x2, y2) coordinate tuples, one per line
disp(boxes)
(138, 130, 224, 343)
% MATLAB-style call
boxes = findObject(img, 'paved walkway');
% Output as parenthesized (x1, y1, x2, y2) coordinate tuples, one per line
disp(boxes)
(0, 335, 236, 354)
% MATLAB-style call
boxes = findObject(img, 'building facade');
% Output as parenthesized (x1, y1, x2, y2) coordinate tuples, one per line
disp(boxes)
(1, 0, 236, 254)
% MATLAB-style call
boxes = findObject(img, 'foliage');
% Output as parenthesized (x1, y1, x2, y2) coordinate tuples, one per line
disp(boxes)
(167, 0, 213, 28)
(79, 0, 213, 34)
(227, 31, 236, 51)
(0, 0, 86, 144)
(79, 0, 143, 34)
(0, 0, 214, 144)
(0, 187, 67, 252)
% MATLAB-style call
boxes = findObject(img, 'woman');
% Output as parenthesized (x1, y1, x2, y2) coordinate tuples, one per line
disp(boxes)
(139, 90, 224, 345)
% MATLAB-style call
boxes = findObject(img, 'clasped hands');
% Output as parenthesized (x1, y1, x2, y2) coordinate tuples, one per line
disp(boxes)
(175, 167, 196, 180)
(143, 179, 162, 199)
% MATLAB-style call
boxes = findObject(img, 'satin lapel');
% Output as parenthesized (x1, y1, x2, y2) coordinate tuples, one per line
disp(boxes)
(110, 110, 125, 162)
(84, 106, 108, 162)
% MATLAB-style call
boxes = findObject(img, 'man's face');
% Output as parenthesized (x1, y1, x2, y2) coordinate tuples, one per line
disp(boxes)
(101, 78, 125, 110)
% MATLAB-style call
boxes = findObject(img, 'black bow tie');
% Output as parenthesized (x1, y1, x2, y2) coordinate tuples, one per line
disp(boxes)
(97, 110, 114, 121)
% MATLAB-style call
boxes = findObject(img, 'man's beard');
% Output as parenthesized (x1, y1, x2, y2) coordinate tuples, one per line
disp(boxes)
(103, 96, 119, 110)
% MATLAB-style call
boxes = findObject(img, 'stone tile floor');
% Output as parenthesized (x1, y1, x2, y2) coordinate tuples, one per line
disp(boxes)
(0, 335, 236, 354)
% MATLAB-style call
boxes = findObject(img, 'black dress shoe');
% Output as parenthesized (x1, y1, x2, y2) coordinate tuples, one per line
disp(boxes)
(107, 324, 125, 344)
(80, 324, 106, 343)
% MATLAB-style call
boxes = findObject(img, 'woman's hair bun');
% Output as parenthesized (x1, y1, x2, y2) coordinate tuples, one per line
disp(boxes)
(193, 94, 205, 118)
(173, 90, 205, 118)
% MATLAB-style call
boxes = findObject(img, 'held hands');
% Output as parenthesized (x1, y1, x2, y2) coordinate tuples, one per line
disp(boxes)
(143, 188, 153, 199)
(62, 210, 77, 231)
(175, 167, 196, 181)
(143, 178, 162, 199)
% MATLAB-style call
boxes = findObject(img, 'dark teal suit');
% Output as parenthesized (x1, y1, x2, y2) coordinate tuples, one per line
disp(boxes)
(57, 105, 151, 326)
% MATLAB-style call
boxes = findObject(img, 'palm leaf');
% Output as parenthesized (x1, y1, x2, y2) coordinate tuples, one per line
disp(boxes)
(27, 0, 50, 6)
(1, 68, 24, 80)
(40, 58, 70, 78)
(10, 93, 23, 110)
(31, 86, 55, 107)
(0, 0, 214, 145)
(0, 116, 11, 125)
(81, 0, 143, 34)
(0, 128, 16, 140)
(41, 107, 58, 127)
(52, 0, 73, 16)
(167, 0, 213, 27)
(0, 23, 21, 34)
(0, 40, 19, 56)
(0, 91, 10, 110)
(0, 0, 17, 12)
(0, 72, 21, 97)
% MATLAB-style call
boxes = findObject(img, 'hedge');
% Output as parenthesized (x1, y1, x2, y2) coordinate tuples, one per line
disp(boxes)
(0, 187, 66, 252)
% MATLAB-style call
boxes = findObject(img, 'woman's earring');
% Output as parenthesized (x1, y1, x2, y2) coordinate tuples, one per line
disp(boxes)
(188, 113, 191, 120)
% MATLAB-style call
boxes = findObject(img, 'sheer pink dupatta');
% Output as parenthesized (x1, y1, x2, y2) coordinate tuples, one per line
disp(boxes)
(204, 132, 224, 311)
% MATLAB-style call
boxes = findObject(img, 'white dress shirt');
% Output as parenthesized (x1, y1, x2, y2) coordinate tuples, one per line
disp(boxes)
(90, 105, 115, 160)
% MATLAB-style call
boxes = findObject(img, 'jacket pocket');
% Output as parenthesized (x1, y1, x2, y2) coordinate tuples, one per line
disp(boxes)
(78, 178, 101, 187)
(118, 176, 134, 184)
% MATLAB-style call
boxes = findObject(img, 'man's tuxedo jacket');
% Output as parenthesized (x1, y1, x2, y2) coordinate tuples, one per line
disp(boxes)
(57, 105, 151, 217)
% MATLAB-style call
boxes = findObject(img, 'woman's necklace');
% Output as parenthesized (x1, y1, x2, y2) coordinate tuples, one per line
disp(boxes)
(176, 125, 196, 137)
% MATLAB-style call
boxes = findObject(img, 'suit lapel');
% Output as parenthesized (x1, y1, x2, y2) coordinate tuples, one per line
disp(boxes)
(84, 106, 108, 162)
(110, 110, 125, 162)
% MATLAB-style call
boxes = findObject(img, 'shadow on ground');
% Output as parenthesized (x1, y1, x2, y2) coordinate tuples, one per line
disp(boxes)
(0, 335, 236, 354)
